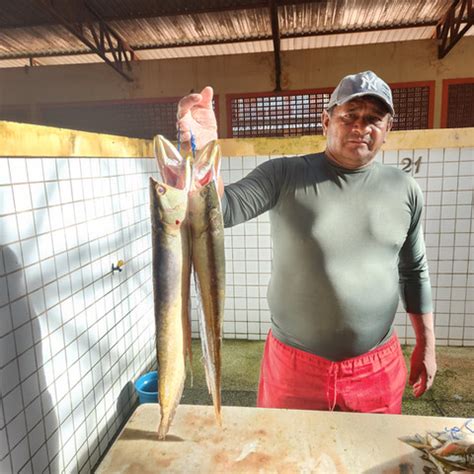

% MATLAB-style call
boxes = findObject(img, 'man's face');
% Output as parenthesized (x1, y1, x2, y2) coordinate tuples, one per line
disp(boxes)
(322, 97, 393, 169)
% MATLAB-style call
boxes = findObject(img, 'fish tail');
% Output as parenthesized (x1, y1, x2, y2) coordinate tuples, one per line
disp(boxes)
(158, 418, 170, 440)
(157, 375, 185, 440)
(213, 389, 222, 426)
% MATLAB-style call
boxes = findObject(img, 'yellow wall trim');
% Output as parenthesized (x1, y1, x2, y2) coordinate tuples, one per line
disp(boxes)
(1, 121, 472, 158)
(0, 121, 153, 158)
(219, 128, 474, 156)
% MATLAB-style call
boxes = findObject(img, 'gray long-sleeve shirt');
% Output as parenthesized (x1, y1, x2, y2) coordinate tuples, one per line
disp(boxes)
(222, 152, 433, 361)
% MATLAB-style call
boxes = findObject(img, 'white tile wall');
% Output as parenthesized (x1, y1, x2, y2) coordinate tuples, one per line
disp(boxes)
(1, 157, 158, 474)
(0, 146, 472, 473)
(395, 147, 473, 345)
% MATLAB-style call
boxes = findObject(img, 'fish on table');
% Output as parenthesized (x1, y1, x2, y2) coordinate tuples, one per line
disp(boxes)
(400, 419, 474, 472)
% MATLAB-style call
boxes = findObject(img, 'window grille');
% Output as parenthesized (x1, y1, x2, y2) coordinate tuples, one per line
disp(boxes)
(228, 83, 433, 138)
(39, 99, 182, 140)
(227, 90, 332, 138)
(444, 80, 474, 128)
(391, 83, 433, 130)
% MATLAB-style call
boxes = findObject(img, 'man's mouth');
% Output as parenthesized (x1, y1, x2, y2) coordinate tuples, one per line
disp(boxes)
(346, 133, 373, 145)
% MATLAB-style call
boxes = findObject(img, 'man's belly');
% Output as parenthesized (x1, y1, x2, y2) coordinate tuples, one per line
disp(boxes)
(267, 261, 401, 361)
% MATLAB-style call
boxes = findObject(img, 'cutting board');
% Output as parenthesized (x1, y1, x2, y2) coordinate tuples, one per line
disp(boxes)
(96, 404, 469, 473)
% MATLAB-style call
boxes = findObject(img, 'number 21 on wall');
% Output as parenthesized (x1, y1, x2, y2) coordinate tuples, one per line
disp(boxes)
(401, 156, 422, 174)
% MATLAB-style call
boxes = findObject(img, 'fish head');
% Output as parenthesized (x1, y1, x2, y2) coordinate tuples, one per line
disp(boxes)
(154, 134, 190, 189)
(150, 177, 189, 230)
(191, 140, 221, 191)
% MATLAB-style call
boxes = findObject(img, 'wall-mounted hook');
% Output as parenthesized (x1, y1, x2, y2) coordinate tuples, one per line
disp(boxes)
(112, 259, 125, 273)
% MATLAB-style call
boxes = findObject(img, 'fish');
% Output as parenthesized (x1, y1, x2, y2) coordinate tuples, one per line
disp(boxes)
(150, 135, 192, 439)
(151, 135, 225, 436)
(400, 419, 474, 473)
(188, 140, 225, 424)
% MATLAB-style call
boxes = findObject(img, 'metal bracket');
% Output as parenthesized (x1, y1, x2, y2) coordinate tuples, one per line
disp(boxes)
(36, 0, 137, 81)
(436, 0, 473, 59)
(111, 259, 125, 273)
(269, 0, 282, 92)
(29, 57, 42, 66)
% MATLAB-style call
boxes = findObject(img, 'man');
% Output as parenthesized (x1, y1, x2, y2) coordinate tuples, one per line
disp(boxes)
(177, 71, 437, 414)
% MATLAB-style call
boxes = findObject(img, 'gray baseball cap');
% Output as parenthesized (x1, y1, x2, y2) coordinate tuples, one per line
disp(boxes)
(327, 71, 394, 115)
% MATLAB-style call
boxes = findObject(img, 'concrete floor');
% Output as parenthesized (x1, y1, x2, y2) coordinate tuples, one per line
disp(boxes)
(182, 339, 474, 418)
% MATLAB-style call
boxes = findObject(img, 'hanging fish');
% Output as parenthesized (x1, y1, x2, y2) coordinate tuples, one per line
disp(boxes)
(150, 135, 192, 440)
(188, 140, 225, 425)
(151, 134, 225, 438)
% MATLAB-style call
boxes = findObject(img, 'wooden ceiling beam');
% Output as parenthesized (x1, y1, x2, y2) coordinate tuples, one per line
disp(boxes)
(35, 0, 137, 81)
(436, 0, 473, 59)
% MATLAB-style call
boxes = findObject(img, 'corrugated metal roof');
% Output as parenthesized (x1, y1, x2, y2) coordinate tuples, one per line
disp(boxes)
(281, 26, 441, 50)
(108, 9, 271, 49)
(0, 0, 471, 68)
(0, 25, 87, 57)
(279, 0, 451, 33)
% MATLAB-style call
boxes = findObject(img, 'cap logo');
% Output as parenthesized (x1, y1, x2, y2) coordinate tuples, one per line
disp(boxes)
(360, 73, 378, 91)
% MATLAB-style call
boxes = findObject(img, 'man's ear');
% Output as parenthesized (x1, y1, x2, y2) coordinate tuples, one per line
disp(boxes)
(322, 109, 330, 136)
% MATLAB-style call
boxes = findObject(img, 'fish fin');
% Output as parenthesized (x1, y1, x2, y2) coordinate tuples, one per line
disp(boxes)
(187, 294, 194, 388)
(185, 296, 194, 388)
(187, 361, 194, 388)
(193, 268, 214, 395)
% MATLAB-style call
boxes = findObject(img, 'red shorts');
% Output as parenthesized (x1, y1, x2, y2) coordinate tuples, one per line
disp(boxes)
(257, 330, 407, 414)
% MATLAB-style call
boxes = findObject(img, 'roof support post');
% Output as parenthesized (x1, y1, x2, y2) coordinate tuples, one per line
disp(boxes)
(436, 0, 473, 59)
(36, 0, 136, 81)
(269, 0, 282, 91)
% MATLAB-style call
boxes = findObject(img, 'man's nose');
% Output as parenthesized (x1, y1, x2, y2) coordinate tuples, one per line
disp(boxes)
(352, 117, 371, 133)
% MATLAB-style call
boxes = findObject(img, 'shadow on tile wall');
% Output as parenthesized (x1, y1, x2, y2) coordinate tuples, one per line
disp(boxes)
(1, 245, 59, 473)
